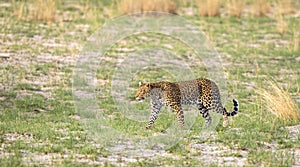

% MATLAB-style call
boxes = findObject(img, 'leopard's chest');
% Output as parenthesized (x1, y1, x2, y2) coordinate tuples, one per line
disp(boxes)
(149, 88, 166, 105)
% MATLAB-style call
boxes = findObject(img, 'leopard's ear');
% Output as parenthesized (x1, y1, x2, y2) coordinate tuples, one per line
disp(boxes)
(139, 81, 142, 86)
(146, 83, 151, 88)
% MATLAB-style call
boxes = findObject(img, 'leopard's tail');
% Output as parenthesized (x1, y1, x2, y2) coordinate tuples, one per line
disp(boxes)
(226, 99, 239, 117)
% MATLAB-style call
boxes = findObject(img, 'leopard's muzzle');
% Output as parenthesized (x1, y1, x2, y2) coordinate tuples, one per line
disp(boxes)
(136, 97, 145, 101)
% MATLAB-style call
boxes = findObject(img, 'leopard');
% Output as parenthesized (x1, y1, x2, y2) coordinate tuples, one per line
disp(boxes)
(135, 78, 239, 129)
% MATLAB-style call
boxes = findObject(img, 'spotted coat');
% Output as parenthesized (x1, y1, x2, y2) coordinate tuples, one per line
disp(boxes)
(135, 78, 239, 129)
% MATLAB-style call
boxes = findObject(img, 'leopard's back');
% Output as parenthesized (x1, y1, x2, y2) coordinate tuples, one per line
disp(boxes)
(177, 79, 201, 105)
(147, 78, 222, 107)
(173, 78, 222, 108)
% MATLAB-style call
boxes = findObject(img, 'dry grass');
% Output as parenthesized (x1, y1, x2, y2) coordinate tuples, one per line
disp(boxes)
(272, 0, 294, 34)
(178, 0, 193, 7)
(118, 0, 177, 14)
(293, 32, 299, 52)
(197, 0, 221, 17)
(12, 1, 27, 20)
(251, 0, 271, 17)
(30, 0, 56, 22)
(275, 15, 288, 34)
(256, 81, 299, 122)
(12, 0, 57, 22)
(274, 0, 295, 15)
(226, 0, 245, 18)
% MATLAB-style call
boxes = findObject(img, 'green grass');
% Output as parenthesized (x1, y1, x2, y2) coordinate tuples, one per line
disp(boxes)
(0, 0, 299, 166)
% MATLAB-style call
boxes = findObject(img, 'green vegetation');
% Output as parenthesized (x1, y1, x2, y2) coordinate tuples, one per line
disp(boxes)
(0, 0, 299, 166)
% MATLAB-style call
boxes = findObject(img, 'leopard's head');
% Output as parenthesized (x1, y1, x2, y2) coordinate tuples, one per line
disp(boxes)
(135, 82, 151, 101)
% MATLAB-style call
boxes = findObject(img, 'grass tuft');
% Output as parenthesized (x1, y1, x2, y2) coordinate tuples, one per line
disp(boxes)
(12, 0, 27, 20)
(12, 0, 57, 22)
(197, 0, 221, 17)
(30, 0, 56, 22)
(118, 0, 177, 14)
(274, 0, 295, 15)
(275, 16, 288, 34)
(256, 81, 299, 122)
(272, 0, 295, 34)
(226, 0, 245, 18)
(293, 32, 299, 52)
(251, 0, 271, 17)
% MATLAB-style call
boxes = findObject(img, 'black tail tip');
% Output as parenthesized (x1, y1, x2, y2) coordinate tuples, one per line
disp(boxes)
(233, 99, 238, 106)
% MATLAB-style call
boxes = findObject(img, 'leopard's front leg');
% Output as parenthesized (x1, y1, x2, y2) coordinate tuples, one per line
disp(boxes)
(170, 103, 185, 127)
(146, 100, 162, 129)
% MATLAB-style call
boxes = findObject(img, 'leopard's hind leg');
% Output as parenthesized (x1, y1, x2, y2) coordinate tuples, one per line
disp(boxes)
(197, 104, 212, 127)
